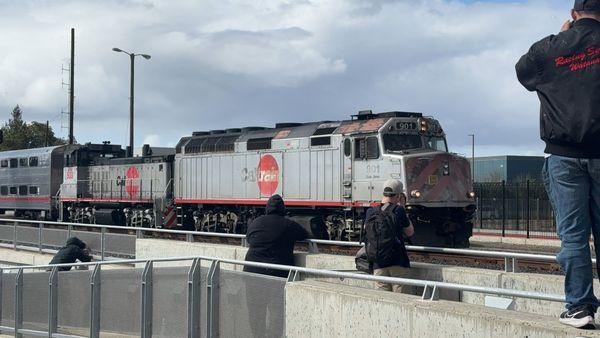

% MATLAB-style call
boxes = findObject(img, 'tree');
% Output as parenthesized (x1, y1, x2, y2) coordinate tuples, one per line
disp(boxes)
(0, 105, 66, 151)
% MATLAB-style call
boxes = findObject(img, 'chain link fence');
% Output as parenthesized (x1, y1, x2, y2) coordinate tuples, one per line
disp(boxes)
(473, 181, 557, 239)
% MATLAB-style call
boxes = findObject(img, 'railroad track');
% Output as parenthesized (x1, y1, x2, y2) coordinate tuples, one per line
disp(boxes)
(0, 219, 567, 275)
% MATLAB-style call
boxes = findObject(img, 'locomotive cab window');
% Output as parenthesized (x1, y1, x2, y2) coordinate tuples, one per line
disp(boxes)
(383, 134, 422, 153)
(9, 158, 17, 168)
(0, 186, 7, 195)
(18, 185, 27, 195)
(424, 136, 448, 152)
(29, 157, 39, 167)
(354, 137, 379, 160)
(0, 160, 7, 168)
(366, 137, 379, 159)
(19, 158, 28, 167)
(29, 186, 38, 195)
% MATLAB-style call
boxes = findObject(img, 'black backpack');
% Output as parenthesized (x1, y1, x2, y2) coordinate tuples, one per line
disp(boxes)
(364, 203, 398, 266)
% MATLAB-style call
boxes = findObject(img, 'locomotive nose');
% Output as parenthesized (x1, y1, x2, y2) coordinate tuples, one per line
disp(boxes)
(404, 153, 472, 205)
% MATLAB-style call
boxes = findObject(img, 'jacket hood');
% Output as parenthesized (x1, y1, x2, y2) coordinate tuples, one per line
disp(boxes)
(66, 237, 86, 249)
(265, 194, 285, 216)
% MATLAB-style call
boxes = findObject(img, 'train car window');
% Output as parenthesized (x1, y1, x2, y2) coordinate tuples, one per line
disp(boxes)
(29, 157, 39, 167)
(313, 127, 337, 136)
(247, 138, 272, 151)
(344, 139, 351, 157)
(383, 134, 422, 152)
(0, 186, 7, 195)
(29, 186, 38, 195)
(354, 138, 366, 159)
(19, 158, 28, 167)
(366, 137, 379, 159)
(310, 136, 331, 146)
(18, 185, 27, 195)
(9, 159, 18, 168)
(0, 160, 7, 168)
(9, 187, 17, 195)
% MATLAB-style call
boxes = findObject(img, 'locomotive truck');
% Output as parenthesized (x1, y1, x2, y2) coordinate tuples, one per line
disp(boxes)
(0, 110, 476, 248)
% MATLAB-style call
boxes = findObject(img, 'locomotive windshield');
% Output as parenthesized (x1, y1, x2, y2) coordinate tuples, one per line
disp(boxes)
(383, 134, 448, 153)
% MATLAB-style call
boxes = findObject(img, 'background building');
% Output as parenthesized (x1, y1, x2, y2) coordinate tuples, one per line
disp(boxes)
(469, 156, 544, 183)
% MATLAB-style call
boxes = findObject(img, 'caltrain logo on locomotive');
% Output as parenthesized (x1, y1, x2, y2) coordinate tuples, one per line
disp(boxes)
(257, 154, 279, 196)
(125, 166, 140, 197)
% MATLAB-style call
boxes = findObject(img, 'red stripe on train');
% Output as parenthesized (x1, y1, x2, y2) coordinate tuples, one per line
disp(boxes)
(60, 197, 153, 203)
(175, 198, 379, 207)
(0, 196, 50, 202)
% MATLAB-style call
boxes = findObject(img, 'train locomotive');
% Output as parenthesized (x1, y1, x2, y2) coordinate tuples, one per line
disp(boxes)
(0, 110, 476, 248)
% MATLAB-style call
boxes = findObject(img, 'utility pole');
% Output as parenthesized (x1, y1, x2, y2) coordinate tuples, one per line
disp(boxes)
(129, 53, 135, 157)
(45, 120, 49, 147)
(69, 28, 75, 145)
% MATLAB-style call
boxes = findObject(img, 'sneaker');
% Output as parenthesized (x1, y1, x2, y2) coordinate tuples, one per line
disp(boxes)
(559, 306, 596, 329)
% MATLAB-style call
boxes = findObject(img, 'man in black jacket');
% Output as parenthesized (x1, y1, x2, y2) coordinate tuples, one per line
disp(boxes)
(243, 195, 308, 337)
(516, 0, 600, 329)
(244, 194, 309, 278)
(49, 237, 92, 271)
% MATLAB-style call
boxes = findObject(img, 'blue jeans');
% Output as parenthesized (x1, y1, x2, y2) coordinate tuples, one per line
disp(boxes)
(543, 155, 600, 311)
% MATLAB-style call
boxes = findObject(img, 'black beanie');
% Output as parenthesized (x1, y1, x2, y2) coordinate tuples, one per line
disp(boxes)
(574, 0, 600, 11)
(265, 194, 285, 215)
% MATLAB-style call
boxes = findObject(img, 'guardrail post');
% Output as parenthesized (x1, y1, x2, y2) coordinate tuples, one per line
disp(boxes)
(308, 242, 319, 254)
(38, 223, 43, 253)
(206, 260, 220, 338)
(90, 265, 101, 338)
(67, 224, 72, 239)
(186, 234, 194, 243)
(240, 237, 248, 247)
(100, 227, 106, 261)
(137, 229, 143, 239)
(421, 284, 439, 301)
(504, 257, 513, 273)
(512, 258, 518, 273)
(286, 270, 299, 282)
(13, 221, 17, 250)
(141, 261, 153, 338)
(48, 267, 58, 337)
(14, 268, 23, 338)
(187, 258, 202, 338)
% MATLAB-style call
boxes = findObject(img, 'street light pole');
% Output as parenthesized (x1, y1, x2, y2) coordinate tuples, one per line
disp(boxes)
(112, 47, 151, 157)
(129, 53, 135, 158)
(468, 134, 475, 182)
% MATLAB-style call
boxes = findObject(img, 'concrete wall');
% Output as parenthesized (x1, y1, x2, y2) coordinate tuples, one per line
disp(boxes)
(285, 281, 600, 338)
(137, 238, 597, 318)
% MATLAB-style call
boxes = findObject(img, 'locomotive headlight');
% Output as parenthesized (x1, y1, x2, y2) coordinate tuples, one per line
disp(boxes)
(410, 190, 422, 198)
(467, 191, 476, 199)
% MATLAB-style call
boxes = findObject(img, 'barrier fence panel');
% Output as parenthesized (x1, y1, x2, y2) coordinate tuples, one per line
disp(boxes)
(57, 270, 93, 335)
(22, 271, 50, 332)
(100, 268, 143, 336)
(151, 265, 194, 338)
(1, 272, 15, 328)
(219, 269, 286, 338)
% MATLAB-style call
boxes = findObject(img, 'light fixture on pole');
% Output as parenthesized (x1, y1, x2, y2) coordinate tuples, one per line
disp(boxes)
(112, 47, 151, 157)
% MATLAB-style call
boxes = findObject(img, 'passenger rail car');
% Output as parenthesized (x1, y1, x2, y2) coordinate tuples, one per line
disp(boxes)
(0, 146, 64, 219)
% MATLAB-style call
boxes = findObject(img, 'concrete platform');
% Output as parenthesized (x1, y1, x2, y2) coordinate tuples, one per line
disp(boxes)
(472, 234, 561, 248)
(286, 281, 600, 338)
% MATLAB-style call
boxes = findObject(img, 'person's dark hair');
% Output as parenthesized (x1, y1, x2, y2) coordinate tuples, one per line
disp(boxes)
(577, 10, 600, 18)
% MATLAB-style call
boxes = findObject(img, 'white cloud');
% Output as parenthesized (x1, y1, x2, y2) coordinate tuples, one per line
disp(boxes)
(0, 0, 573, 156)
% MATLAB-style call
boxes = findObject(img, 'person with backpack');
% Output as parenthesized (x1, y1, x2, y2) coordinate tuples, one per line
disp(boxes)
(364, 179, 414, 292)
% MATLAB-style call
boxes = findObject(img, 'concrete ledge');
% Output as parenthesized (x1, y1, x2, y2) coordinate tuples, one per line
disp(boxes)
(472, 234, 561, 248)
(285, 281, 600, 338)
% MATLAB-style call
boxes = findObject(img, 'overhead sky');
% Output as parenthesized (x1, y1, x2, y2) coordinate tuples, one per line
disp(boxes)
(0, 0, 574, 156)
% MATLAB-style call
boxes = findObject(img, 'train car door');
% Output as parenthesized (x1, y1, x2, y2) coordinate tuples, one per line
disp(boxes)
(352, 137, 374, 202)
(342, 138, 353, 201)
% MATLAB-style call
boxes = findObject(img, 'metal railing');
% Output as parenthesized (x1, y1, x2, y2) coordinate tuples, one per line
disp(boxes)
(0, 252, 566, 338)
(0, 217, 577, 274)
